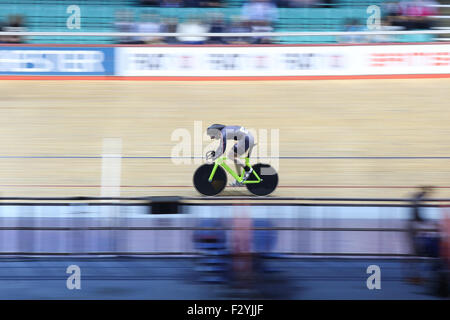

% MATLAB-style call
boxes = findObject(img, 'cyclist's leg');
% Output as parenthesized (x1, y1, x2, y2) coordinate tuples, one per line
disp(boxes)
(246, 135, 254, 162)
(229, 136, 253, 179)
(242, 135, 255, 180)
(228, 147, 245, 177)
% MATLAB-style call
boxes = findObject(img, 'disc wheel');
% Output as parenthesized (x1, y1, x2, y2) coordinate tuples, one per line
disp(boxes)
(245, 163, 278, 196)
(193, 164, 227, 196)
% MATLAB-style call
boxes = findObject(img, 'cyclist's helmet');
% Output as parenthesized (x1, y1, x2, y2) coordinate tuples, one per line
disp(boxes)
(207, 124, 225, 139)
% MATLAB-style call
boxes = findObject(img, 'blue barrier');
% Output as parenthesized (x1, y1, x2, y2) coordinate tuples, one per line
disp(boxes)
(0, 46, 114, 75)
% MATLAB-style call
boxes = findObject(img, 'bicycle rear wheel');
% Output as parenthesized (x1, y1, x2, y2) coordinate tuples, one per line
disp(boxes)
(246, 163, 278, 196)
(193, 164, 227, 196)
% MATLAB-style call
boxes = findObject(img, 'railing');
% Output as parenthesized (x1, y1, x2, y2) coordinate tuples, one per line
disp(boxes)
(1, 29, 450, 45)
(1, 195, 450, 204)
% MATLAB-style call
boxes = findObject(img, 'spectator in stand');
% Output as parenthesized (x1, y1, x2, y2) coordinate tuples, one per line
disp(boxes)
(285, 0, 321, 7)
(198, 0, 224, 7)
(162, 17, 180, 44)
(403, 0, 438, 29)
(114, 10, 139, 44)
(176, 16, 209, 44)
(369, 19, 403, 43)
(207, 13, 227, 44)
(338, 18, 366, 43)
(241, 0, 278, 44)
(0, 19, 5, 43)
(2, 15, 26, 44)
(226, 16, 251, 44)
(275, 0, 332, 7)
(161, 0, 183, 7)
(137, 11, 165, 44)
(383, 1, 402, 25)
(183, 0, 222, 6)
(139, 0, 163, 6)
(183, 0, 199, 6)
(242, 0, 278, 24)
(387, 0, 438, 30)
(250, 20, 276, 44)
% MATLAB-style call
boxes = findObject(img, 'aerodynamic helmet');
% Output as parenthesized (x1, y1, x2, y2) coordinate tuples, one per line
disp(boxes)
(207, 124, 225, 139)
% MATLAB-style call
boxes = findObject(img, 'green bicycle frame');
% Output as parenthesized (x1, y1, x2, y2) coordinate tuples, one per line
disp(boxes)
(208, 156, 261, 184)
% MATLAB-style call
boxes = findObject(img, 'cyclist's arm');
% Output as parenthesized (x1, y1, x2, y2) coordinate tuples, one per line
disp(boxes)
(213, 134, 226, 160)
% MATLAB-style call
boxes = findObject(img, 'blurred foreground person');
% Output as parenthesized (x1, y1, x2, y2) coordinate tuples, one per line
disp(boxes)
(405, 186, 437, 284)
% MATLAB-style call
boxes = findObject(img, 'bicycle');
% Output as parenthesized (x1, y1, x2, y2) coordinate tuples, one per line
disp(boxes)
(193, 151, 278, 196)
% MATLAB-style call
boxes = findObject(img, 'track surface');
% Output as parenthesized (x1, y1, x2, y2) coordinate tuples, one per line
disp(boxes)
(1, 79, 450, 198)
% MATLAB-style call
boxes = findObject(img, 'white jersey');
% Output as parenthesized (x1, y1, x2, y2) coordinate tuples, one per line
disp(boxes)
(214, 125, 254, 157)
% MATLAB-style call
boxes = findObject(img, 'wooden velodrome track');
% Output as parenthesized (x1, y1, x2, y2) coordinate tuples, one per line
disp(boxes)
(1, 78, 450, 199)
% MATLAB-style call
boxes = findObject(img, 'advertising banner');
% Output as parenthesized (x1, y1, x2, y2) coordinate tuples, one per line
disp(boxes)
(115, 44, 450, 77)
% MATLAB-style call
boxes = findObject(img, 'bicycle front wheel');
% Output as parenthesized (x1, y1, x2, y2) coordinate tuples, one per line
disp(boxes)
(193, 164, 227, 196)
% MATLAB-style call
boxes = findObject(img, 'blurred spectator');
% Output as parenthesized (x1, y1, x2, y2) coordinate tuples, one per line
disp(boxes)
(183, 0, 199, 6)
(242, 0, 278, 24)
(193, 218, 230, 283)
(138, 0, 162, 6)
(198, 0, 224, 7)
(114, 10, 139, 44)
(275, 0, 332, 7)
(2, 15, 26, 44)
(338, 18, 366, 43)
(386, 0, 438, 30)
(384, 1, 402, 18)
(226, 16, 251, 44)
(369, 19, 403, 43)
(0, 19, 6, 43)
(321, 0, 334, 8)
(241, 0, 278, 44)
(383, 1, 402, 29)
(162, 17, 180, 44)
(250, 20, 275, 44)
(285, 0, 321, 7)
(207, 13, 227, 44)
(161, 0, 183, 7)
(140, 0, 223, 6)
(176, 16, 209, 44)
(137, 11, 165, 44)
(403, 0, 438, 29)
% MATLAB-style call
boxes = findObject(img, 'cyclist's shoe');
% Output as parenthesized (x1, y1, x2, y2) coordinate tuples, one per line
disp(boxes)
(242, 168, 253, 182)
(229, 181, 244, 187)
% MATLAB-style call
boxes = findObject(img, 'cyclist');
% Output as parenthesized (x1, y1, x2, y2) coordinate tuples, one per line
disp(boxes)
(206, 124, 255, 187)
